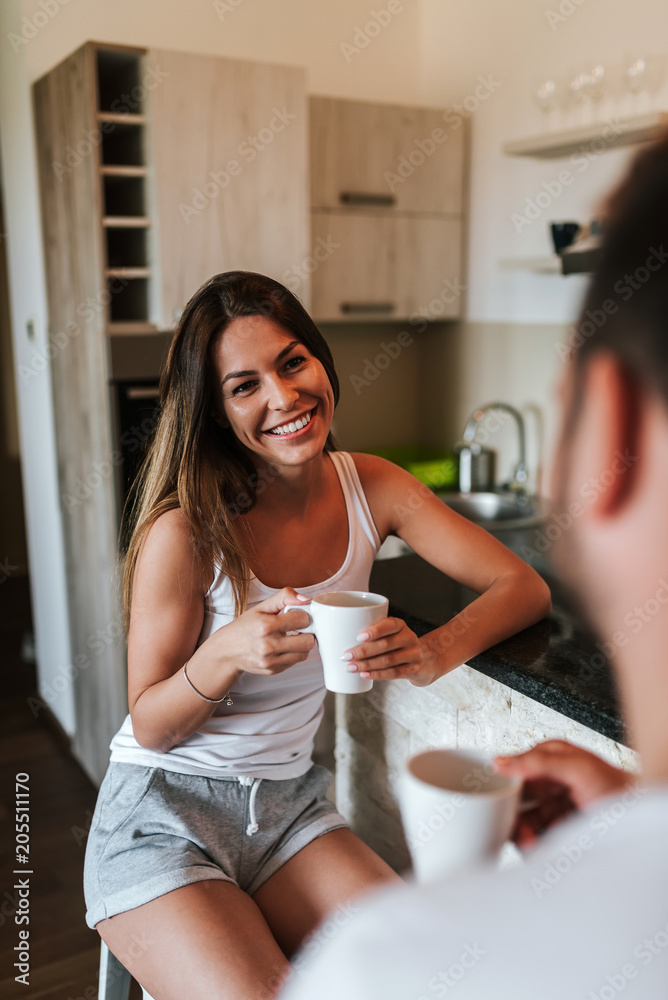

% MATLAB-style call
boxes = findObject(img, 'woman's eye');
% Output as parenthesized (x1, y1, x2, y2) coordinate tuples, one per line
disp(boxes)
(231, 380, 256, 395)
(285, 355, 307, 371)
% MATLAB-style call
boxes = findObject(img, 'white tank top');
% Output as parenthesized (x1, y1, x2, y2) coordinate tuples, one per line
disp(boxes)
(109, 452, 382, 780)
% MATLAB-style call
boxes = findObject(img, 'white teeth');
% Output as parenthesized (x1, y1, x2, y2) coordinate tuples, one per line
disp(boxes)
(268, 410, 312, 436)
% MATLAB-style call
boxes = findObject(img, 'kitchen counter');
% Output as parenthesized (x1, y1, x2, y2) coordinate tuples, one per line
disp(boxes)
(370, 539, 628, 747)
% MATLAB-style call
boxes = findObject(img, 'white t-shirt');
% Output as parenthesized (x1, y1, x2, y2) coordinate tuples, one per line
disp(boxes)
(280, 785, 668, 1000)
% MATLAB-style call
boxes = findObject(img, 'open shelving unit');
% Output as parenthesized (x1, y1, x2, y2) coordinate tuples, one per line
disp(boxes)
(95, 46, 156, 334)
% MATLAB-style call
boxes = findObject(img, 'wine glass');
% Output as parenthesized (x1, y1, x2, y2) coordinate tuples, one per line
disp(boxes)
(532, 78, 557, 131)
(567, 70, 590, 126)
(581, 64, 606, 123)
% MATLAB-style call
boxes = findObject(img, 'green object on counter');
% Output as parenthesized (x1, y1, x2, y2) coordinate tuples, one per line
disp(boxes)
(366, 446, 458, 491)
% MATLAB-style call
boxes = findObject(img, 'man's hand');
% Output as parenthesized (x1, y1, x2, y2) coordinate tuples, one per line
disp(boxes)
(494, 740, 637, 847)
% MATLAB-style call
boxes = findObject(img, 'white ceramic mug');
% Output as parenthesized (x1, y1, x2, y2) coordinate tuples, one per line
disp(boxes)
(398, 748, 521, 883)
(283, 591, 389, 693)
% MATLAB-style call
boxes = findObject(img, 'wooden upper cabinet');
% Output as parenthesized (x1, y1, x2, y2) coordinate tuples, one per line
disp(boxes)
(310, 96, 465, 215)
(147, 49, 309, 325)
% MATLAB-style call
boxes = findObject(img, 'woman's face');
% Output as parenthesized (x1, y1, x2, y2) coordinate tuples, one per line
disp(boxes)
(211, 314, 335, 469)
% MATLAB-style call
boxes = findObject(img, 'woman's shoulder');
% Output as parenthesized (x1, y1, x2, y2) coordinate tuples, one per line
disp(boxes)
(346, 452, 417, 535)
(348, 451, 410, 487)
(138, 507, 213, 594)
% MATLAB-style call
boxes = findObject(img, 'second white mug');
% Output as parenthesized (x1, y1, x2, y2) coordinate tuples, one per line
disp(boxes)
(398, 747, 522, 883)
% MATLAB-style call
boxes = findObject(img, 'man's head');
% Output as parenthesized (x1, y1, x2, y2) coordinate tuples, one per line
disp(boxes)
(551, 129, 668, 766)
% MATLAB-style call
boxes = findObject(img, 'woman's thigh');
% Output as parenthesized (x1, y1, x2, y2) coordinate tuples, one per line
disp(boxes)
(251, 827, 402, 958)
(97, 879, 290, 1000)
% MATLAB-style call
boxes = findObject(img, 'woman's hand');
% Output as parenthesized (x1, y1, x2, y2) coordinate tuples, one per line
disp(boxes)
(341, 617, 437, 686)
(494, 739, 637, 847)
(207, 587, 315, 677)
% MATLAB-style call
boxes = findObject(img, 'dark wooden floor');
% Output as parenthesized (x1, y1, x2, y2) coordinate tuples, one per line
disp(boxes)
(0, 577, 142, 1000)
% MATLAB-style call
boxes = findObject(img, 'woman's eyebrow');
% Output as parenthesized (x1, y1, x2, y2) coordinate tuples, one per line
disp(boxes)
(221, 341, 301, 386)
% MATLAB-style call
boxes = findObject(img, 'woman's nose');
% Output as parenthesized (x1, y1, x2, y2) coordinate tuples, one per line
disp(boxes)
(265, 375, 299, 410)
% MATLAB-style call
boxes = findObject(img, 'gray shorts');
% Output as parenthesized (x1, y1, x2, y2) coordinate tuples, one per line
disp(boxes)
(83, 762, 348, 929)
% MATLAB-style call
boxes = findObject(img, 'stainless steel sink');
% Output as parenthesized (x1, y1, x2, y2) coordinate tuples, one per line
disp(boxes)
(436, 491, 550, 530)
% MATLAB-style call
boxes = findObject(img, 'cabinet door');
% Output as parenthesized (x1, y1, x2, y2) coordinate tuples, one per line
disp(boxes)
(148, 50, 309, 325)
(395, 216, 464, 319)
(310, 96, 465, 215)
(310, 212, 397, 323)
(310, 213, 463, 322)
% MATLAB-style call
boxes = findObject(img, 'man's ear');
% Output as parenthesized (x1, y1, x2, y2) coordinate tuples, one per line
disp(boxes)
(583, 352, 642, 519)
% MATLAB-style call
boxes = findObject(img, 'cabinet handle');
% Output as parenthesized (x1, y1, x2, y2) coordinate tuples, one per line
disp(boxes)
(339, 192, 396, 208)
(340, 302, 396, 315)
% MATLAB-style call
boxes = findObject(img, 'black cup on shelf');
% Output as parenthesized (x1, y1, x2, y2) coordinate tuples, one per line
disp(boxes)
(550, 221, 581, 253)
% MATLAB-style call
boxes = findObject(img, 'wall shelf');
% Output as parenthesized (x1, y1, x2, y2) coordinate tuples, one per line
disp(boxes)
(502, 110, 668, 159)
(498, 255, 561, 274)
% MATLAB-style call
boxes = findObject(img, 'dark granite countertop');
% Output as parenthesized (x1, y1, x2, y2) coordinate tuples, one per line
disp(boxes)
(369, 534, 628, 747)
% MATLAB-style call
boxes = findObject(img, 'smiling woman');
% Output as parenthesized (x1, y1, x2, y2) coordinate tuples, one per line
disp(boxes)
(82, 270, 551, 1000)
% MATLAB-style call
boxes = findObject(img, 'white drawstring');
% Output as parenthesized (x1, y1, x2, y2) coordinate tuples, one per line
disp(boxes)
(238, 776, 262, 836)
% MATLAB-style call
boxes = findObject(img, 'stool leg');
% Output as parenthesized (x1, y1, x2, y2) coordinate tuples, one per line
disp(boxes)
(99, 940, 131, 1000)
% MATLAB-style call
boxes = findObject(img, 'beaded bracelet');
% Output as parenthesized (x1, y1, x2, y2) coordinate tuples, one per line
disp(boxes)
(182, 662, 233, 706)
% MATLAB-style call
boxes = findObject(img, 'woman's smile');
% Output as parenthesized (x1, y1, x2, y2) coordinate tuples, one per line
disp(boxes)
(264, 407, 315, 438)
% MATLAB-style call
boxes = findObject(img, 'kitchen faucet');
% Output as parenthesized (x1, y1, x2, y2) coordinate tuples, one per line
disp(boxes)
(458, 402, 529, 495)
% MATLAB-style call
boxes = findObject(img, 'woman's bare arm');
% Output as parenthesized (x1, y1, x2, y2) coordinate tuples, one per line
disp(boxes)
(350, 454, 552, 685)
(127, 508, 243, 751)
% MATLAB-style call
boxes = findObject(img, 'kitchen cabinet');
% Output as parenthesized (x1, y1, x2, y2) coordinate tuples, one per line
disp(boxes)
(33, 42, 308, 784)
(148, 48, 308, 324)
(309, 95, 467, 322)
(310, 96, 465, 214)
(311, 212, 462, 321)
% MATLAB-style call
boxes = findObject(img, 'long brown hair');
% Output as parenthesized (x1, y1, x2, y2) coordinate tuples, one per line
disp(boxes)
(121, 271, 340, 628)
